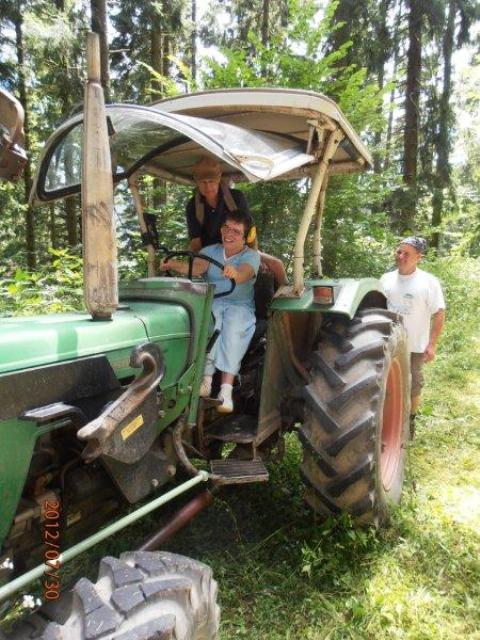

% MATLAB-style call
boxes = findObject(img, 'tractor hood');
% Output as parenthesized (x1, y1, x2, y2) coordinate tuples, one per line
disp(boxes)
(0, 301, 192, 378)
(30, 105, 314, 204)
(0, 310, 148, 375)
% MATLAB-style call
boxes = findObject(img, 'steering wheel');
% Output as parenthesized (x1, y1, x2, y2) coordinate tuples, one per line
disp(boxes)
(162, 250, 236, 299)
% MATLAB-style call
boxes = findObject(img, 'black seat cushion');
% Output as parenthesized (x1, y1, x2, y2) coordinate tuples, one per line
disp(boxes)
(254, 264, 276, 320)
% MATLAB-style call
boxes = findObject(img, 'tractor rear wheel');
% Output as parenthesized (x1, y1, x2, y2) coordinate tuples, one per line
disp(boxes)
(7, 552, 219, 640)
(300, 308, 410, 526)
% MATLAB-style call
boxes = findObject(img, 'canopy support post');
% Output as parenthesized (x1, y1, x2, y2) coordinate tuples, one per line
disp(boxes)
(293, 128, 344, 294)
(312, 173, 329, 278)
(129, 173, 157, 277)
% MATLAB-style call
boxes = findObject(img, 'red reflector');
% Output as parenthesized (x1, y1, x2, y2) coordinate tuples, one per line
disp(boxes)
(313, 286, 334, 305)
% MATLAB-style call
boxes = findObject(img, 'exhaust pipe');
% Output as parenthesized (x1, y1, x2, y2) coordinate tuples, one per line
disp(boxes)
(139, 490, 214, 551)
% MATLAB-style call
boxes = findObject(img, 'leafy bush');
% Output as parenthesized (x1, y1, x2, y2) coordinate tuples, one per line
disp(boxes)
(0, 248, 83, 316)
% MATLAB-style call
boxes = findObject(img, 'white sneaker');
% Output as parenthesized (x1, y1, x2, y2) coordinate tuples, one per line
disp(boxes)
(217, 384, 233, 413)
(200, 376, 212, 398)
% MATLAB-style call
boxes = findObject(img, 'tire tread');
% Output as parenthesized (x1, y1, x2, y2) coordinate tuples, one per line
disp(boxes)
(300, 308, 410, 525)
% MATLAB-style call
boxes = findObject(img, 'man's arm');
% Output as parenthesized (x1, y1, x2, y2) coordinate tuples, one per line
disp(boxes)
(190, 237, 202, 252)
(260, 253, 288, 287)
(186, 197, 202, 252)
(424, 308, 445, 362)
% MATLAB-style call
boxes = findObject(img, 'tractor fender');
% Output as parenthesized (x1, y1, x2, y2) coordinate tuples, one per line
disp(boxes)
(270, 277, 387, 319)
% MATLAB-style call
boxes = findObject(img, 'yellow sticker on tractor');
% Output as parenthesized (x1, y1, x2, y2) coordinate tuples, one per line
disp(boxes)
(121, 414, 144, 440)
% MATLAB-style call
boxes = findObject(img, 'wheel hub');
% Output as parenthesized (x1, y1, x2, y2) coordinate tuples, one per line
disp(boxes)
(381, 357, 404, 491)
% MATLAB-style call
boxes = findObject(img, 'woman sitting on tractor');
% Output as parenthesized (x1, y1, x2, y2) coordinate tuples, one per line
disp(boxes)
(161, 208, 260, 413)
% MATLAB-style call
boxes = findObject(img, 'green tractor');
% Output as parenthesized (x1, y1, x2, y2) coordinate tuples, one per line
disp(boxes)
(0, 34, 410, 639)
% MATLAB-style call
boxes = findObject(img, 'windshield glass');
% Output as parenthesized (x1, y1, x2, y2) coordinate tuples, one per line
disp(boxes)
(45, 123, 83, 192)
(36, 105, 314, 200)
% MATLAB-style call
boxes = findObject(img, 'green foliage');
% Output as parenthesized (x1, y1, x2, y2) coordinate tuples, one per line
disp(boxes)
(115, 178, 191, 281)
(0, 181, 28, 271)
(321, 172, 400, 277)
(138, 56, 193, 97)
(203, 0, 385, 129)
(0, 248, 83, 316)
(110, 0, 190, 102)
(300, 515, 380, 580)
(421, 255, 480, 364)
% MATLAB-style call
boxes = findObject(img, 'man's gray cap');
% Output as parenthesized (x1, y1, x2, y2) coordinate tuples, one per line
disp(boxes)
(400, 236, 427, 254)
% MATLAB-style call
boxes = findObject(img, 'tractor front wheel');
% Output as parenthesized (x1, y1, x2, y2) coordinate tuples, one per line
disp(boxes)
(300, 308, 410, 526)
(7, 552, 219, 640)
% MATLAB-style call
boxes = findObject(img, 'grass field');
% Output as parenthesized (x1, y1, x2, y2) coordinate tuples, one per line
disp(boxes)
(172, 256, 480, 639)
(2, 257, 480, 639)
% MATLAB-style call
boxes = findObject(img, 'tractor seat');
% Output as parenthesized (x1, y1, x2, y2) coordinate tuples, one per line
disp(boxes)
(254, 262, 276, 321)
(249, 262, 276, 345)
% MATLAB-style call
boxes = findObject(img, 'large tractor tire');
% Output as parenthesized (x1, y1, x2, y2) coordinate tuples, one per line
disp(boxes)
(7, 552, 219, 640)
(300, 308, 410, 526)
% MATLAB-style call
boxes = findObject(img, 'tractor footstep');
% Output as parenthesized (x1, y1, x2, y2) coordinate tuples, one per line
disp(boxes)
(206, 414, 257, 443)
(210, 459, 269, 485)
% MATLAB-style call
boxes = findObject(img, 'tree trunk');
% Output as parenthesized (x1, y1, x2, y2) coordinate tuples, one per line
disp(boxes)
(151, 30, 162, 81)
(60, 84, 79, 246)
(191, 0, 197, 84)
(261, 0, 270, 46)
(65, 197, 79, 246)
(402, 0, 423, 232)
(327, 0, 359, 73)
(150, 18, 168, 208)
(49, 203, 58, 250)
(372, 0, 391, 173)
(15, 13, 35, 270)
(384, 0, 403, 171)
(162, 34, 171, 78)
(91, 0, 111, 102)
(431, 0, 455, 251)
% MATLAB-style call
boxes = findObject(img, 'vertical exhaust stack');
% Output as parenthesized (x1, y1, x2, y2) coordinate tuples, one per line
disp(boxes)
(82, 32, 118, 320)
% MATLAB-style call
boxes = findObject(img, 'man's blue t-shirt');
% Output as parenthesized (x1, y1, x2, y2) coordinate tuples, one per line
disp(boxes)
(200, 244, 260, 308)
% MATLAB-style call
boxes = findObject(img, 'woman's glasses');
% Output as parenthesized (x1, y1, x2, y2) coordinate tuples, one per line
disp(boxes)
(221, 224, 244, 239)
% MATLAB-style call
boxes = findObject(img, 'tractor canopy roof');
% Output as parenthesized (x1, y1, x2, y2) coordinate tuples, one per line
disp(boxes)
(31, 87, 372, 205)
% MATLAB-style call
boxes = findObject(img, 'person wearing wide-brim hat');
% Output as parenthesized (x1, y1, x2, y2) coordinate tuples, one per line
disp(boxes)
(380, 236, 446, 437)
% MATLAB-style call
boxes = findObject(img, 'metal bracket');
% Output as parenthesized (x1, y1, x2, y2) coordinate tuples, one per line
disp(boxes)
(78, 342, 166, 463)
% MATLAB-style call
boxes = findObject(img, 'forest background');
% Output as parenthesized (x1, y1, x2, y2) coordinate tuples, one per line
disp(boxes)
(0, 0, 479, 304)
(1, 1, 480, 639)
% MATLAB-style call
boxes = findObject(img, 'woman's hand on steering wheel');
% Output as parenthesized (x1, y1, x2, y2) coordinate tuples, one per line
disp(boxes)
(161, 250, 236, 299)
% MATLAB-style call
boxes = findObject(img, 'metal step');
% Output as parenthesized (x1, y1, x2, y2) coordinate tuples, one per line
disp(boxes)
(205, 414, 257, 444)
(210, 459, 269, 485)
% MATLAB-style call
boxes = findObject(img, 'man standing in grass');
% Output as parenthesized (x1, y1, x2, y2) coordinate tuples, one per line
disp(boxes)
(381, 237, 446, 437)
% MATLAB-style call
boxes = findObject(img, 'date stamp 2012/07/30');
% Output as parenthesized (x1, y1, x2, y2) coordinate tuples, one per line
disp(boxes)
(42, 498, 61, 600)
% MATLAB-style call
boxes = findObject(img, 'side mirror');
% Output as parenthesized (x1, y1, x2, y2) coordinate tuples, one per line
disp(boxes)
(0, 88, 27, 181)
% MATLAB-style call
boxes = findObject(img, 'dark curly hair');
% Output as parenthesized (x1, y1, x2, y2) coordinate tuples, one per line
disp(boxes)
(225, 208, 254, 240)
